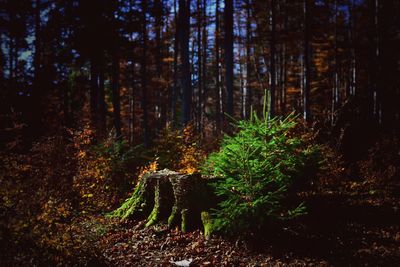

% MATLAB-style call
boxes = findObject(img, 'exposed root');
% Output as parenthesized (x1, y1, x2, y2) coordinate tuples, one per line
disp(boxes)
(110, 169, 214, 234)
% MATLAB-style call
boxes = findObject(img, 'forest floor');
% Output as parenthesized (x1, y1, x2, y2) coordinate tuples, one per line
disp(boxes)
(84, 181, 400, 267)
(1, 150, 400, 266)
(2, 181, 399, 266)
(91, 181, 400, 266)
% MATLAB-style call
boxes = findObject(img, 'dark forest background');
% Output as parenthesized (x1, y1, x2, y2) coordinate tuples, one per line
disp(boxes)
(1, 0, 399, 147)
(1, 0, 400, 266)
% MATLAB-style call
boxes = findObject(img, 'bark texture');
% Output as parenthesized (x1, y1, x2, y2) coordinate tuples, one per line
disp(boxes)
(111, 170, 214, 236)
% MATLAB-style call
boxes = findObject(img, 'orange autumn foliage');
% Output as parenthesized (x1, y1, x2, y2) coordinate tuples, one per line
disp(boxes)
(72, 125, 136, 213)
(153, 124, 205, 175)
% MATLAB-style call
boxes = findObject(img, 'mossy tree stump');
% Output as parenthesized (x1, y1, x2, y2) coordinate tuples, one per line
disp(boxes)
(111, 169, 214, 234)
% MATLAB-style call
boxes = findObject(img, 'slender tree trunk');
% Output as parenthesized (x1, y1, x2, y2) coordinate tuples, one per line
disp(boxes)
(172, 0, 179, 127)
(141, 0, 150, 146)
(112, 52, 122, 138)
(90, 57, 99, 128)
(215, 0, 222, 133)
(367, 0, 377, 120)
(379, 0, 398, 129)
(8, 39, 13, 81)
(197, 0, 203, 132)
(130, 57, 136, 145)
(331, 0, 339, 125)
(201, 0, 208, 134)
(13, 39, 17, 81)
(30, 0, 42, 135)
(239, 69, 244, 119)
(269, 0, 276, 118)
(33, 0, 41, 87)
(7, 38, 12, 81)
(278, 0, 287, 115)
(127, 0, 135, 144)
(374, 0, 381, 123)
(63, 78, 70, 127)
(0, 35, 3, 81)
(155, 0, 164, 132)
(303, 0, 311, 122)
(245, 0, 252, 119)
(348, 0, 356, 97)
(224, 0, 234, 118)
(280, 43, 287, 115)
(236, 8, 244, 119)
(179, 0, 191, 126)
(9, 7, 15, 82)
(98, 54, 107, 137)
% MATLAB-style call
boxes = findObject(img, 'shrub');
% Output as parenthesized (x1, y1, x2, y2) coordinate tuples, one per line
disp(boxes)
(153, 124, 205, 174)
(202, 112, 322, 234)
(72, 125, 146, 212)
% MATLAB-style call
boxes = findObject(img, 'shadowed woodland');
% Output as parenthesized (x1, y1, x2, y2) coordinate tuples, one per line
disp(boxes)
(1, 0, 400, 266)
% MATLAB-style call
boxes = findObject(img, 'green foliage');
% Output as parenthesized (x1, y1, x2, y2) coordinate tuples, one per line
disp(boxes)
(202, 112, 322, 234)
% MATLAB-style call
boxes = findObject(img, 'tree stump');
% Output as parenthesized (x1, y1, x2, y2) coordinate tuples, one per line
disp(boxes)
(110, 169, 214, 234)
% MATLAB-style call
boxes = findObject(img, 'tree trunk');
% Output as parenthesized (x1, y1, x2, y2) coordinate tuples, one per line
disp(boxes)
(33, 0, 41, 91)
(130, 58, 136, 145)
(90, 57, 99, 129)
(237, 13, 245, 119)
(331, 0, 339, 125)
(380, 0, 399, 129)
(245, 0, 253, 119)
(201, 0, 208, 135)
(141, 0, 150, 146)
(172, 0, 179, 128)
(0, 35, 3, 82)
(112, 52, 122, 138)
(110, 170, 215, 237)
(215, 0, 222, 133)
(8, 6, 16, 82)
(179, 0, 192, 126)
(155, 0, 164, 132)
(197, 0, 203, 133)
(367, 0, 377, 120)
(98, 54, 107, 137)
(303, 0, 311, 122)
(31, 0, 42, 136)
(280, 43, 287, 115)
(269, 0, 276, 118)
(347, 0, 356, 97)
(224, 0, 234, 118)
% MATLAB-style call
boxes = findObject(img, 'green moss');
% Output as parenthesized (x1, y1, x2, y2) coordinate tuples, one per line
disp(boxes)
(108, 179, 145, 219)
(201, 211, 213, 239)
(168, 206, 179, 228)
(110, 171, 213, 235)
(145, 185, 160, 227)
(181, 209, 188, 233)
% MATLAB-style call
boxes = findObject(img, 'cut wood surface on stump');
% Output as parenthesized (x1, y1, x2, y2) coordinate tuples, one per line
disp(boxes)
(110, 169, 214, 237)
